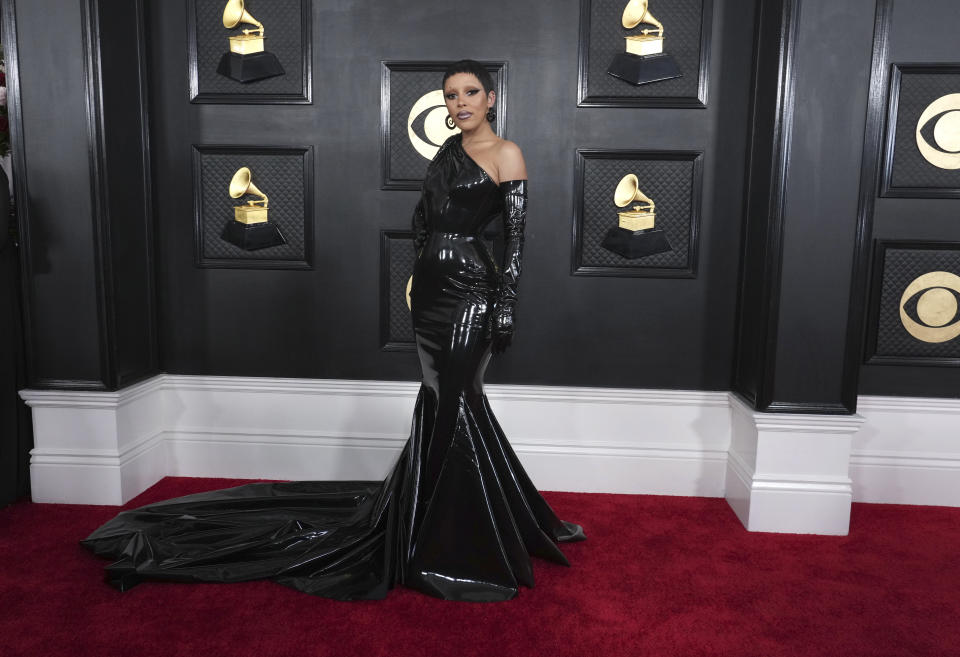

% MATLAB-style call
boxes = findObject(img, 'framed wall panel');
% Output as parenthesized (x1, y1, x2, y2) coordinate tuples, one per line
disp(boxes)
(192, 145, 314, 269)
(380, 61, 507, 190)
(380, 230, 417, 351)
(187, 0, 311, 104)
(865, 240, 960, 366)
(577, 0, 712, 108)
(881, 64, 960, 197)
(572, 149, 703, 278)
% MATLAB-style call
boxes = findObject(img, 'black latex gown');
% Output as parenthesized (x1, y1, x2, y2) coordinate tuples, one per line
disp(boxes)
(82, 134, 585, 602)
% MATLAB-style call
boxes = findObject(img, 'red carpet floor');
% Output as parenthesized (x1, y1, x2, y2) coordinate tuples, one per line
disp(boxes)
(1, 477, 958, 657)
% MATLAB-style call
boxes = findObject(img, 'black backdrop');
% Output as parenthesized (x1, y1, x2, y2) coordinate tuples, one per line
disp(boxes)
(7, 0, 960, 404)
(857, 0, 960, 396)
(147, 0, 756, 389)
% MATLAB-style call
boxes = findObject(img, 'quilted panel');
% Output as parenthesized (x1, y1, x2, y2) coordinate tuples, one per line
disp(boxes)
(579, 156, 694, 270)
(874, 247, 960, 358)
(889, 70, 960, 190)
(383, 232, 416, 345)
(197, 150, 307, 263)
(194, 0, 305, 96)
(583, 0, 705, 100)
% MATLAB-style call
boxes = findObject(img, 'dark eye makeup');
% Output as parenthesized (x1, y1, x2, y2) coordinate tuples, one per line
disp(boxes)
(444, 87, 482, 100)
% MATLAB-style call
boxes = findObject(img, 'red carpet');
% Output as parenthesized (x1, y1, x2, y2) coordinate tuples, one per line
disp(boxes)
(1, 478, 958, 657)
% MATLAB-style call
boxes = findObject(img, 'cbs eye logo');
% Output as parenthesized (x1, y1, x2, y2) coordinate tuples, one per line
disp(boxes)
(915, 94, 960, 169)
(407, 89, 459, 161)
(899, 271, 960, 344)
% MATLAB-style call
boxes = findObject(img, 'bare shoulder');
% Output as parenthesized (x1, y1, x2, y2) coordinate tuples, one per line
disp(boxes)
(495, 139, 524, 163)
(494, 139, 527, 181)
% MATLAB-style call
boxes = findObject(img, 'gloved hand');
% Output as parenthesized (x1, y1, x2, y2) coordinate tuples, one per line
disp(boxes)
(490, 300, 515, 354)
(491, 179, 527, 354)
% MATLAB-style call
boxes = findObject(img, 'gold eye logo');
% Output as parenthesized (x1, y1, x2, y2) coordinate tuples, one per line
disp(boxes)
(915, 94, 960, 169)
(899, 271, 960, 343)
(407, 89, 458, 161)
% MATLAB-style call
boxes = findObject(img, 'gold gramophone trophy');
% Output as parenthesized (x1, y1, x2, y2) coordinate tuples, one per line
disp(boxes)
(216, 0, 285, 83)
(607, 0, 682, 86)
(601, 174, 672, 259)
(221, 166, 286, 250)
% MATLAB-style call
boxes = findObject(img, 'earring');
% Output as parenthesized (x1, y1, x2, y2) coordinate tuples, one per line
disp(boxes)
(446, 115, 456, 129)
(486, 109, 496, 123)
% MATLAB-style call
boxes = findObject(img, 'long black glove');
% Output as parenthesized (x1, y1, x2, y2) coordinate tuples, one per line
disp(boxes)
(411, 198, 427, 255)
(491, 180, 527, 354)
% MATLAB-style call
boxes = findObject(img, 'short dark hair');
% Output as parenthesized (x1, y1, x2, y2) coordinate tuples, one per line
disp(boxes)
(441, 60, 495, 96)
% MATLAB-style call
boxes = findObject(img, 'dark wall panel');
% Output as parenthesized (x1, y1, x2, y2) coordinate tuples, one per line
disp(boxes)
(11, 0, 159, 390)
(96, 0, 159, 386)
(16, 0, 102, 386)
(149, 0, 756, 389)
(858, 0, 960, 397)
(772, 0, 877, 405)
(731, 0, 794, 407)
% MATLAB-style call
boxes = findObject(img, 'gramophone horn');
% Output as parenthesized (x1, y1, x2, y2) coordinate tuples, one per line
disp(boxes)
(621, 0, 663, 31)
(222, 0, 262, 30)
(614, 174, 639, 207)
(229, 166, 267, 203)
(229, 166, 252, 198)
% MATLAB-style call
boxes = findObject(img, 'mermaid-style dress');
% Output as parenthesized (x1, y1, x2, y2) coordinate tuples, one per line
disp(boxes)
(82, 134, 584, 602)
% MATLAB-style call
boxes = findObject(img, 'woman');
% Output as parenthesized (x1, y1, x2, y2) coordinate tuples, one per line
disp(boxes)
(82, 60, 584, 602)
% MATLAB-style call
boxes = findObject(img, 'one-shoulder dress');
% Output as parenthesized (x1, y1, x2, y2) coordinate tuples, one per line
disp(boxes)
(82, 134, 585, 602)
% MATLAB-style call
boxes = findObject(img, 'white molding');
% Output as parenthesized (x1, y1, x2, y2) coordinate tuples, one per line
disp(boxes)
(20, 376, 960, 521)
(20, 375, 165, 408)
(850, 394, 960, 507)
(22, 376, 167, 505)
(725, 395, 864, 535)
(857, 395, 960, 413)
(22, 375, 731, 505)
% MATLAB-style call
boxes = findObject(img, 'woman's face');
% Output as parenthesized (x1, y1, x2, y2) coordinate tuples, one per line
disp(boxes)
(443, 72, 495, 132)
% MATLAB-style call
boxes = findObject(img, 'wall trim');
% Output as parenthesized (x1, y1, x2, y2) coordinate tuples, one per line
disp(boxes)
(857, 395, 960, 413)
(850, 394, 960, 507)
(22, 373, 163, 408)
(79, 0, 116, 390)
(19, 376, 960, 519)
(731, 0, 802, 410)
(726, 394, 861, 535)
(21, 375, 732, 505)
(843, 0, 894, 410)
(753, 0, 800, 411)
(31, 429, 163, 466)
(128, 0, 160, 387)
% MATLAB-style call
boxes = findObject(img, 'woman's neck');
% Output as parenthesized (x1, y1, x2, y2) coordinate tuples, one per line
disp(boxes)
(460, 121, 497, 146)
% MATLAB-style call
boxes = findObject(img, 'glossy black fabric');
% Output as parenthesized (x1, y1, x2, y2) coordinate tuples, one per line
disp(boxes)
(82, 134, 584, 602)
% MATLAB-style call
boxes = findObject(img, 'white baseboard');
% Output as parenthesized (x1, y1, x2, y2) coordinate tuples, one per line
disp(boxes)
(20, 377, 960, 526)
(725, 396, 863, 535)
(25, 377, 167, 505)
(22, 375, 731, 505)
(851, 396, 960, 506)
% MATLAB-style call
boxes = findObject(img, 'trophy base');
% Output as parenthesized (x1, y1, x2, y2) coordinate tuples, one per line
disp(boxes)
(216, 51, 285, 83)
(601, 226, 672, 259)
(606, 52, 682, 86)
(221, 220, 286, 251)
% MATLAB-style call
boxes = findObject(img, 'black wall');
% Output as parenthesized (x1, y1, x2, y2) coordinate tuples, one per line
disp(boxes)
(148, 0, 757, 389)
(732, 0, 798, 409)
(12, 0, 158, 389)
(0, 164, 31, 506)
(857, 0, 960, 397)
(732, 0, 913, 412)
(92, 0, 159, 387)
(16, 0, 102, 386)
(10, 0, 959, 402)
